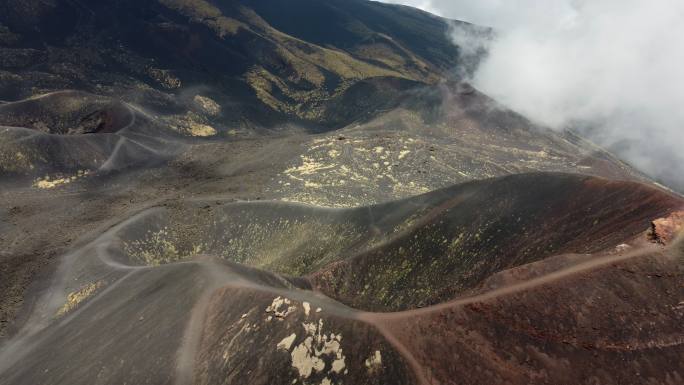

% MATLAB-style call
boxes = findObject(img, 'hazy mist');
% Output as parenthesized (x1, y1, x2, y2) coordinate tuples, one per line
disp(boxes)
(383, 0, 684, 190)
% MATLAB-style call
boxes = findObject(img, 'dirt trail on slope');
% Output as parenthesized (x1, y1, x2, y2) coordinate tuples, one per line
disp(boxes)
(357, 235, 682, 385)
(365, 240, 668, 321)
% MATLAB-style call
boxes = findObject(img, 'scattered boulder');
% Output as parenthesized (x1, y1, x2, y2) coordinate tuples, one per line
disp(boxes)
(648, 211, 684, 245)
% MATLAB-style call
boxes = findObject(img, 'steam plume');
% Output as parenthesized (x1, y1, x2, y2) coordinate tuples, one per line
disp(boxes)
(383, 0, 684, 191)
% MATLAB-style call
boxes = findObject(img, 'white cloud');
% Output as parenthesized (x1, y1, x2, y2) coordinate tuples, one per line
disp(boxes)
(381, 0, 684, 189)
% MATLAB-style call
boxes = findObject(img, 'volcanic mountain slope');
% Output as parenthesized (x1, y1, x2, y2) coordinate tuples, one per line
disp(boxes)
(0, 174, 682, 385)
(1, 1, 684, 385)
(0, 81, 654, 345)
(0, 90, 187, 180)
(0, 0, 645, 191)
(271, 82, 648, 207)
(0, 81, 647, 201)
(0, 0, 465, 129)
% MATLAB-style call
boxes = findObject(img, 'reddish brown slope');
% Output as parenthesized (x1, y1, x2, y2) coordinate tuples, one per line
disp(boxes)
(310, 174, 683, 312)
(365, 237, 683, 385)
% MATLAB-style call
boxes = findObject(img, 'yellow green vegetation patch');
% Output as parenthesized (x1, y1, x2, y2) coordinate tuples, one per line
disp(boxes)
(56, 281, 105, 317)
(33, 169, 91, 189)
